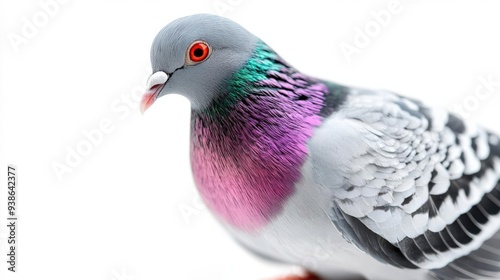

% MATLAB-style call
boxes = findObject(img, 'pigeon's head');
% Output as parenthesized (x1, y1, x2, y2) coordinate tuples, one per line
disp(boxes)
(141, 14, 259, 113)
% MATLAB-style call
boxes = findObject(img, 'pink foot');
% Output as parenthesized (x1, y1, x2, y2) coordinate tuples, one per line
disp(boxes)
(273, 271, 321, 280)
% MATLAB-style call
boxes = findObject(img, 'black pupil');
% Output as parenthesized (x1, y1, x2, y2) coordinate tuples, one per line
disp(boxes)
(193, 48, 204, 57)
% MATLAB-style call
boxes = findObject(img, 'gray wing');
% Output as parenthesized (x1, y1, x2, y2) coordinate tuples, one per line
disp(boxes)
(310, 88, 500, 276)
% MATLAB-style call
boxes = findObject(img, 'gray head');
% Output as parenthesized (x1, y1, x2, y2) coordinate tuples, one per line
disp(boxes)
(140, 14, 259, 113)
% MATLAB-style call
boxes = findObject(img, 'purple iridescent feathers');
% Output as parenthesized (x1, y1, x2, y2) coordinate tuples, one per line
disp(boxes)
(190, 41, 329, 231)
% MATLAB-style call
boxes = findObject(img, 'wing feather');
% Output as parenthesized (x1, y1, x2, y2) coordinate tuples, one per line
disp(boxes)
(310, 89, 500, 272)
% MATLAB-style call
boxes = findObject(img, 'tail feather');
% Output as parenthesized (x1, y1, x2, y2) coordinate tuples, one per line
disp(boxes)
(429, 230, 500, 279)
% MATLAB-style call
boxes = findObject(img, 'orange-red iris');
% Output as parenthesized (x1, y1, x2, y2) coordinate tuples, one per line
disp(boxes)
(189, 42, 210, 62)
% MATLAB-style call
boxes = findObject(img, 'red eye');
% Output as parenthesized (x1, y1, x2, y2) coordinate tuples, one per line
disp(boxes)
(187, 41, 210, 64)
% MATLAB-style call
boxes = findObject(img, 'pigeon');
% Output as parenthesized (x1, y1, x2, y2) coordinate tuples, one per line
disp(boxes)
(141, 14, 500, 280)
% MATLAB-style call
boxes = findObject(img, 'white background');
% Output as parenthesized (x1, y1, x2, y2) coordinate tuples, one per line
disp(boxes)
(1, 0, 500, 279)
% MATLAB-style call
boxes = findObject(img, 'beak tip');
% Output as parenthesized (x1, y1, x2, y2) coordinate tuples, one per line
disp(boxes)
(141, 71, 168, 115)
(140, 103, 151, 115)
(140, 102, 148, 115)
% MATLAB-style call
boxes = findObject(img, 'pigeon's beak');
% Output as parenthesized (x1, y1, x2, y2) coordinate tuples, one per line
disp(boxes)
(140, 71, 169, 114)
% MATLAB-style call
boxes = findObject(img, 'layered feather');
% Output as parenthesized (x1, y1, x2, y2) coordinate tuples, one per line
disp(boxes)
(310, 89, 500, 274)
